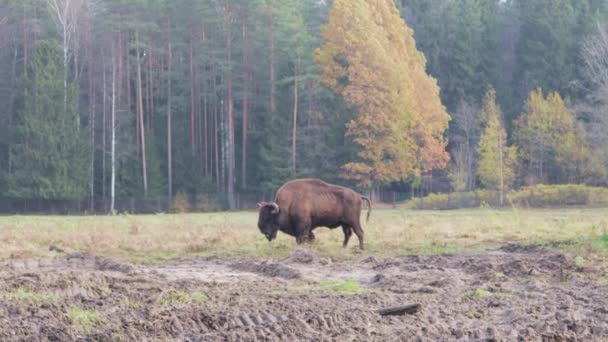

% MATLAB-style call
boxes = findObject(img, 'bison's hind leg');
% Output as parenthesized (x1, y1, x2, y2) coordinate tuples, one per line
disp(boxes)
(352, 222, 365, 250)
(342, 225, 353, 248)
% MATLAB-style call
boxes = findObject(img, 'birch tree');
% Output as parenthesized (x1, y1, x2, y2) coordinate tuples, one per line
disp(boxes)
(44, 0, 92, 116)
(477, 88, 518, 205)
(110, 40, 117, 214)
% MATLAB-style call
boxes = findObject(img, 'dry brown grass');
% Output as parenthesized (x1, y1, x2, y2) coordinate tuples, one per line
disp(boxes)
(0, 208, 606, 263)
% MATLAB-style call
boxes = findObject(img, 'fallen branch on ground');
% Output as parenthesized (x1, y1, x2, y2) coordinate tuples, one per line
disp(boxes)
(49, 244, 65, 253)
(376, 304, 421, 316)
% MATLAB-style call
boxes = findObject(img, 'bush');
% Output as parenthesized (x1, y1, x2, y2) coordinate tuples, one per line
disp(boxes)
(170, 192, 190, 213)
(410, 190, 502, 210)
(408, 184, 608, 210)
(509, 184, 608, 208)
(194, 195, 221, 212)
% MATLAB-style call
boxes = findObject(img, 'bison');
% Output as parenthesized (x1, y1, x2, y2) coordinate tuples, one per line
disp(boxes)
(257, 179, 372, 249)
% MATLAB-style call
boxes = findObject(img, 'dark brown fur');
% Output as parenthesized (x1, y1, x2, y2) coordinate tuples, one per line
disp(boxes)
(257, 179, 372, 249)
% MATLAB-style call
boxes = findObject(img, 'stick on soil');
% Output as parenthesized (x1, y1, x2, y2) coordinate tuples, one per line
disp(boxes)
(49, 244, 65, 253)
(376, 304, 421, 316)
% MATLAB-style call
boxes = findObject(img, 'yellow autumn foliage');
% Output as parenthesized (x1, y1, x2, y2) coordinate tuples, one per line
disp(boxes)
(315, 0, 450, 187)
(477, 88, 518, 192)
(515, 89, 589, 184)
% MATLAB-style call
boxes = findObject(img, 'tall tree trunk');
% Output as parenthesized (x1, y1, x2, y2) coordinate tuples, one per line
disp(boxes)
(498, 127, 504, 206)
(22, 3, 28, 78)
(110, 40, 117, 215)
(8, 34, 19, 175)
(135, 29, 148, 196)
(214, 87, 220, 190)
(89, 53, 96, 211)
(117, 31, 123, 103)
(62, 21, 68, 121)
(241, 16, 249, 189)
(102, 57, 107, 207)
(306, 79, 313, 128)
(251, 76, 258, 131)
(196, 66, 203, 170)
(146, 46, 152, 130)
(291, 53, 300, 172)
(539, 136, 544, 183)
(224, 10, 235, 209)
(126, 31, 133, 146)
(269, 12, 276, 112)
(203, 63, 209, 177)
(189, 28, 196, 156)
(167, 19, 173, 201)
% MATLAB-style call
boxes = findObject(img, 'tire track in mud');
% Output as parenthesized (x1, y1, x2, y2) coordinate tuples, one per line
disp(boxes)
(0, 252, 134, 275)
(198, 306, 378, 341)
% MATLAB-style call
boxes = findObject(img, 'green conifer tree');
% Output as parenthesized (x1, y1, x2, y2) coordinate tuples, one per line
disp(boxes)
(8, 41, 89, 199)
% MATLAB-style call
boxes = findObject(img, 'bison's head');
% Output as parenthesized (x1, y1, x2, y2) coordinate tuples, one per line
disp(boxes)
(257, 202, 280, 241)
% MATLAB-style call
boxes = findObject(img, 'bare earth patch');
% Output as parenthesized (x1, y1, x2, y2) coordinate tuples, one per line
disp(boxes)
(0, 246, 606, 341)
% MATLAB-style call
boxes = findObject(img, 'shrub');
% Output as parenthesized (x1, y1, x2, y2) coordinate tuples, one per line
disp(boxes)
(170, 192, 190, 213)
(194, 195, 221, 212)
(410, 190, 502, 210)
(408, 184, 608, 210)
(509, 184, 608, 208)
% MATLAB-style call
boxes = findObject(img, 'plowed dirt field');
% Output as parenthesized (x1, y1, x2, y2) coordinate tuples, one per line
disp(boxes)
(1, 245, 607, 341)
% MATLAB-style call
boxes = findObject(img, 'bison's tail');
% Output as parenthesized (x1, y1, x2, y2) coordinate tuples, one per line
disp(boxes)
(361, 196, 372, 223)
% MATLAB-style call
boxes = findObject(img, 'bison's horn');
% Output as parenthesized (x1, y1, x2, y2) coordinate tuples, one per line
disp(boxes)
(269, 202, 280, 214)
(257, 202, 267, 208)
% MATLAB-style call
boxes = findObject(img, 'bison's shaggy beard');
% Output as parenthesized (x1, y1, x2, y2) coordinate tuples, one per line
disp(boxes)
(258, 222, 280, 241)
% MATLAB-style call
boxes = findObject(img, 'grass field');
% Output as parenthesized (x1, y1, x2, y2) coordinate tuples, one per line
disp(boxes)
(1, 208, 607, 263)
(1, 208, 608, 340)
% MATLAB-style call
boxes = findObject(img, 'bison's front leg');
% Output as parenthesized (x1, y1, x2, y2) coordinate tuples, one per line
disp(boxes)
(295, 223, 313, 245)
(295, 232, 315, 245)
(342, 225, 352, 248)
(308, 231, 316, 242)
(295, 234, 307, 244)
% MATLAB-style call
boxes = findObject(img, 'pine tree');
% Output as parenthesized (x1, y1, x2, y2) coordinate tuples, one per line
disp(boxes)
(477, 88, 518, 205)
(316, 0, 449, 188)
(8, 41, 89, 199)
(515, 0, 582, 102)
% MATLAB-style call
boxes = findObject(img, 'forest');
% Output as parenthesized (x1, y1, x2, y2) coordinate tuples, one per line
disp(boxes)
(0, 0, 607, 212)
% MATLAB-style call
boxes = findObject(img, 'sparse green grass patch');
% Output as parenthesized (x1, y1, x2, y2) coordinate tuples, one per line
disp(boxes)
(599, 233, 608, 250)
(68, 307, 104, 333)
(317, 280, 365, 295)
(158, 290, 208, 307)
(1, 289, 57, 303)
(473, 288, 493, 298)
(272, 279, 366, 296)
(472, 288, 509, 298)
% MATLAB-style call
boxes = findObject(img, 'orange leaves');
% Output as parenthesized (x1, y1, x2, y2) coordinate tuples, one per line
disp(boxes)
(316, 0, 449, 186)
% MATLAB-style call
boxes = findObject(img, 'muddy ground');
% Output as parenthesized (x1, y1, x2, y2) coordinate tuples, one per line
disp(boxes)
(0, 245, 606, 341)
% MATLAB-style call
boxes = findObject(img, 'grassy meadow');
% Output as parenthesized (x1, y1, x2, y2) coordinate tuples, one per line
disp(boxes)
(0, 208, 607, 264)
